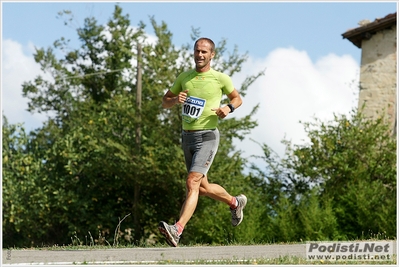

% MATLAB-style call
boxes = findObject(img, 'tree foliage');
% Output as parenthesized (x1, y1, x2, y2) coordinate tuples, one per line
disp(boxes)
(3, 4, 395, 248)
(3, 5, 263, 247)
(249, 109, 396, 242)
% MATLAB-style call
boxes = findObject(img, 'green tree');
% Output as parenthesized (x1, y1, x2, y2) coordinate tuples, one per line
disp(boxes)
(288, 109, 396, 239)
(250, 109, 396, 242)
(3, 4, 264, 247)
(2, 118, 51, 247)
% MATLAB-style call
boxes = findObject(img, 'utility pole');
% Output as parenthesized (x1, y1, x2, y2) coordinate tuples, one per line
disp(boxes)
(133, 43, 142, 243)
(136, 43, 142, 149)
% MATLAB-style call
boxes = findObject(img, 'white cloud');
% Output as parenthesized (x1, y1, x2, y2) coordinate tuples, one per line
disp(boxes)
(1, 39, 49, 131)
(231, 47, 360, 169)
(1, 30, 157, 131)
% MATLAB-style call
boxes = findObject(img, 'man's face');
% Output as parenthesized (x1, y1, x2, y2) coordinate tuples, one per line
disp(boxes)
(194, 40, 215, 70)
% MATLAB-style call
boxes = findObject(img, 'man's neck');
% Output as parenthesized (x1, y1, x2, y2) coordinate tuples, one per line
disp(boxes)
(196, 65, 211, 73)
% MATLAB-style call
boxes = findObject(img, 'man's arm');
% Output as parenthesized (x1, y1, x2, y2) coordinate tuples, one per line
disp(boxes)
(212, 88, 243, 118)
(227, 88, 243, 111)
(162, 89, 189, 109)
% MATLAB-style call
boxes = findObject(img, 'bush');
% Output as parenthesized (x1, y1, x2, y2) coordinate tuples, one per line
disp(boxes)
(252, 109, 396, 242)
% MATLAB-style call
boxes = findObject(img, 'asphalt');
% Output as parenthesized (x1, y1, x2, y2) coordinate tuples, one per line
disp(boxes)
(2, 244, 305, 265)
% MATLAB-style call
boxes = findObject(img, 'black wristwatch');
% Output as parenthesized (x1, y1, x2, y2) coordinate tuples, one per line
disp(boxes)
(227, 103, 235, 113)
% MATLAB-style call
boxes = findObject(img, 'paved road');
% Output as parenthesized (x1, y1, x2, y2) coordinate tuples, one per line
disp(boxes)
(2, 241, 397, 265)
(2, 244, 305, 265)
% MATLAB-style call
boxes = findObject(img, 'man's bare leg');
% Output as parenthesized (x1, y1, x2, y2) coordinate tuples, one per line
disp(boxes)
(198, 175, 233, 204)
(177, 172, 204, 228)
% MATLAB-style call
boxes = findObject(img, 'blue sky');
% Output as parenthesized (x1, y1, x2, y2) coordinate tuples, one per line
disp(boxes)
(1, 1, 397, 167)
(2, 2, 396, 62)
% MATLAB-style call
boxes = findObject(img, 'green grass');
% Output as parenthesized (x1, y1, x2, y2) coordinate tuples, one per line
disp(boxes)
(150, 256, 397, 265)
(48, 256, 397, 265)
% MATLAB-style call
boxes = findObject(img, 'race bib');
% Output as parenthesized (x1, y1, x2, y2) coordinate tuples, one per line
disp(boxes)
(182, 96, 206, 123)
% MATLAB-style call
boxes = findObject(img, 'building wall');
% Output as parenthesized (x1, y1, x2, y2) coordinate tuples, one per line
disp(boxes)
(358, 24, 397, 134)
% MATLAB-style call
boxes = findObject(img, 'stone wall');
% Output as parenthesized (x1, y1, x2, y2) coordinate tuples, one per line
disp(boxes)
(358, 25, 397, 134)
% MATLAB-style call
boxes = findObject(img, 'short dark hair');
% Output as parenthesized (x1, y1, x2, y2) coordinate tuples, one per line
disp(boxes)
(194, 37, 215, 52)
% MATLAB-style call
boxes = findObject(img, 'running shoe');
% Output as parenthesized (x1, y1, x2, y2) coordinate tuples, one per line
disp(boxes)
(158, 221, 180, 247)
(230, 194, 247, 227)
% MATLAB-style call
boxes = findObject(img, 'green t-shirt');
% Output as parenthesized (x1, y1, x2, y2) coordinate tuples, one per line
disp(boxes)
(170, 68, 235, 130)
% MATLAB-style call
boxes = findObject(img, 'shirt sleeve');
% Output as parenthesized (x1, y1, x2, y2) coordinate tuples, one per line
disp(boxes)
(170, 71, 189, 95)
(219, 72, 235, 95)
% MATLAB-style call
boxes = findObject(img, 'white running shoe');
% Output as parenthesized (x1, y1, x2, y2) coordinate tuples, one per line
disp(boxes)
(158, 221, 180, 247)
(230, 194, 247, 227)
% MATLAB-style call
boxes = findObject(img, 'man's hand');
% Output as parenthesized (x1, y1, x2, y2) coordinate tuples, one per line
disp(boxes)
(162, 89, 189, 108)
(211, 106, 230, 119)
(176, 90, 189, 104)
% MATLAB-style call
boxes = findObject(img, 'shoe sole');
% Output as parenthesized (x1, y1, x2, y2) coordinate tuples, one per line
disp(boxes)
(158, 221, 178, 247)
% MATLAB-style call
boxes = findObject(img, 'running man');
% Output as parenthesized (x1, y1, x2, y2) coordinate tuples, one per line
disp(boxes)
(159, 37, 247, 247)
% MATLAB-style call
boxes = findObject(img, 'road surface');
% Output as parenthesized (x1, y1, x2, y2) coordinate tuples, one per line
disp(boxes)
(2, 244, 306, 265)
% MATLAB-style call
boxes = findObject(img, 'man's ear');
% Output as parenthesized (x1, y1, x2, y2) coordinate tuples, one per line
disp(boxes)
(211, 51, 215, 59)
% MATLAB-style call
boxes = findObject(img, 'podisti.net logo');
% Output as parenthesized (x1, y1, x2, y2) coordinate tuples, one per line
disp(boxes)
(306, 241, 394, 261)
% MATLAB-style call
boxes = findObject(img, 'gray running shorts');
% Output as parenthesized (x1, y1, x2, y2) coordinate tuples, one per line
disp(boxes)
(182, 128, 220, 175)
